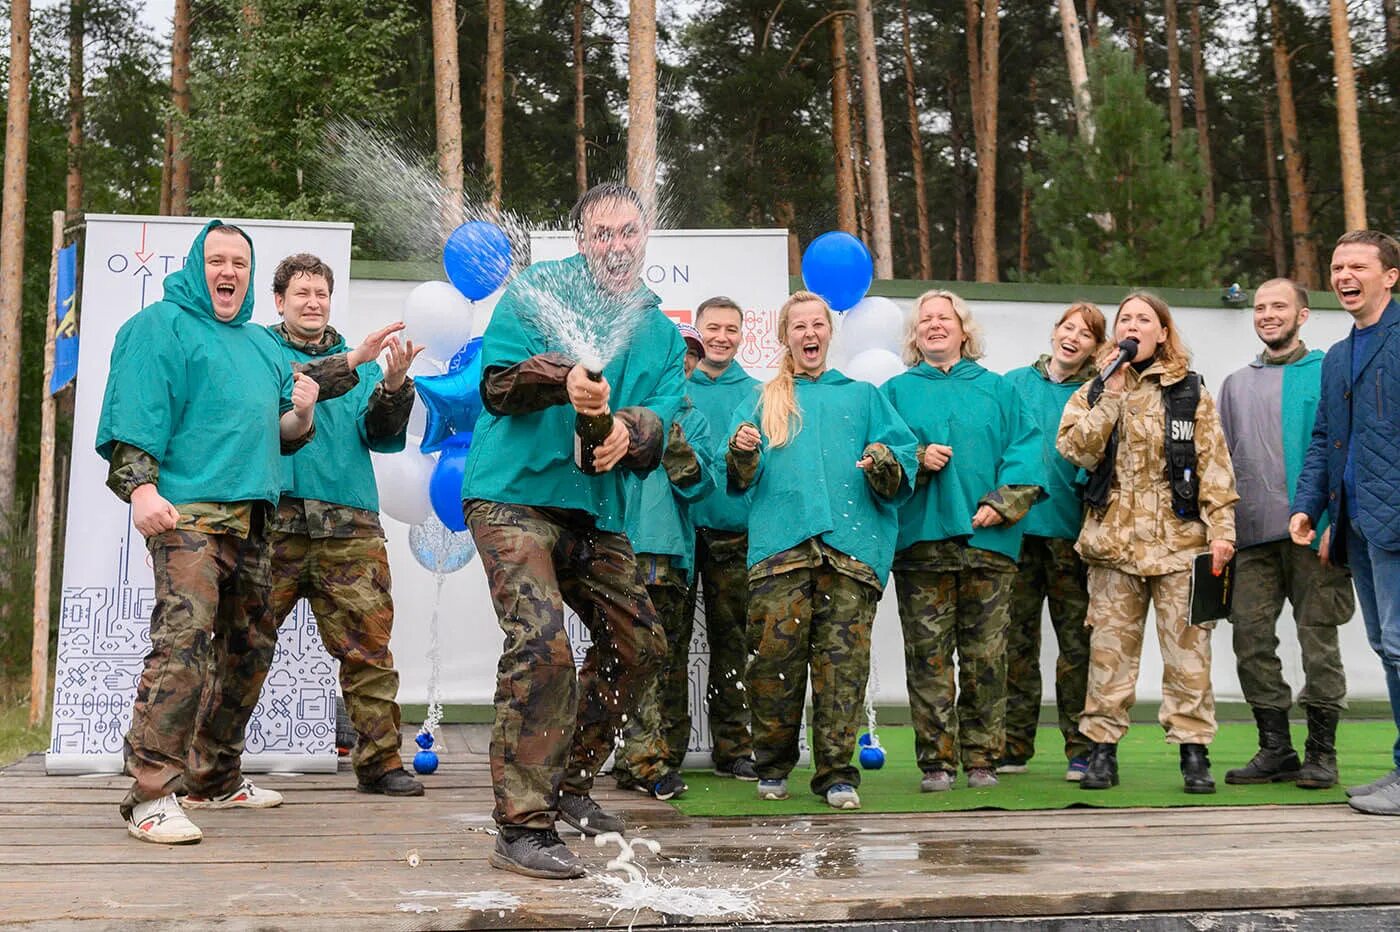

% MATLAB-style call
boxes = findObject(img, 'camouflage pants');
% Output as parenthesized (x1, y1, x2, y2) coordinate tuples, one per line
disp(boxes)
(269, 532, 403, 781)
(1005, 536, 1092, 762)
(1230, 539, 1352, 714)
(120, 517, 276, 818)
(616, 557, 690, 784)
(893, 566, 1013, 774)
(465, 500, 664, 829)
(747, 564, 878, 796)
(1080, 566, 1216, 745)
(691, 530, 754, 766)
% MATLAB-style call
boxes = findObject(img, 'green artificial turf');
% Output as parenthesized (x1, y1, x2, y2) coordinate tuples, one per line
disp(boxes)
(666, 720, 1397, 816)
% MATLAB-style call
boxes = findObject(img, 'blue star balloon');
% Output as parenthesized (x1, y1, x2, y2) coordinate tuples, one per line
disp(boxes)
(415, 337, 485, 454)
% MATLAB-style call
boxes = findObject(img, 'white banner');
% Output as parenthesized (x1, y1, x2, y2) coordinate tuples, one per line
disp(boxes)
(47, 215, 353, 775)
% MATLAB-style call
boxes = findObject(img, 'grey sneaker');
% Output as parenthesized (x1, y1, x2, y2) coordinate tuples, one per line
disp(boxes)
(557, 792, 625, 836)
(1348, 779, 1400, 816)
(967, 768, 999, 789)
(825, 783, 861, 810)
(1346, 767, 1400, 798)
(489, 827, 585, 879)
(757, 778, 789, 800)
(920, 770, 954, 792)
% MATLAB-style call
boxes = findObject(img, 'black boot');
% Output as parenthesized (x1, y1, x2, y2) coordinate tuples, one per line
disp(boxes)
(1225, 707, 1300, 785)
(1180, 743, 1216, 794)
(1296, 707, 1340, 789)
(1079, 741, 1119, 790)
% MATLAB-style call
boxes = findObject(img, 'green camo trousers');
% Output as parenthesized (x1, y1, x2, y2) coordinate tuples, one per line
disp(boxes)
(466, 500, 664, 829)
(120, 520, 276, 818)
(747, 564, 877, 796)
(1004, 535, 1092, 763)
(269, 532, 403, 781)
(691, 530, 755, 766)
(616, 557, 690, 784)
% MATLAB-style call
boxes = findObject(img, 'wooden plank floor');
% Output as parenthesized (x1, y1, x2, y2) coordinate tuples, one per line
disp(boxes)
(4, 723, 1400, 930)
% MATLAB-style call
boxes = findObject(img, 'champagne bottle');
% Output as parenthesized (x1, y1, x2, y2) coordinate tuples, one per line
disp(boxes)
(574, 369, 614, 475)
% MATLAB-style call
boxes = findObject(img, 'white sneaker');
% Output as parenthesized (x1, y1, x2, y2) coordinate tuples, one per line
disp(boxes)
(127, 794, 202, 845)
(181, 778, 283, 810)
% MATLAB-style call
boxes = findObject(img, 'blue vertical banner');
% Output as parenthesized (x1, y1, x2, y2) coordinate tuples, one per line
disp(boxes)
(50, 243, 79, 395)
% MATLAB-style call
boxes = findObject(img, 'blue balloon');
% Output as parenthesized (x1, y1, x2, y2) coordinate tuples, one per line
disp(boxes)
(858, 745, 886, 770)
(801, 231, 874, 312)
(413, 749, 440, 775)
(415, 338, 485, 454)
(415, 731, 435, 750)
(408, 513, 477, 573)
(444, 221, 513, 300)
(427, 435, 473, 532)
(858, 732, 874, 748)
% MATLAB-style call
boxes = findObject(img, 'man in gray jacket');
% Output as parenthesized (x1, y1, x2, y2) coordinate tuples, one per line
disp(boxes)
(1218, 278, 1354, 789)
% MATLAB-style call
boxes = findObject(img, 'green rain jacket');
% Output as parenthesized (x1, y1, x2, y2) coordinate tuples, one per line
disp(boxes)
(623, 400, 716, 581)
(881, 359, 1045, 562)
(96, 220, 294, 506)
(730, 370, 917, 581)
(460, 254, 687, 533)
(687, 363, 761, 534)
(1003, 356, 1095, 541)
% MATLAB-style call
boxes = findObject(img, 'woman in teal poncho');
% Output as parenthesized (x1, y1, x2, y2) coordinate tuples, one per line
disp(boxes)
(726, 291, 916, 811)
(1000, 302, 1106, 782)
(881, 290, 1044, 793)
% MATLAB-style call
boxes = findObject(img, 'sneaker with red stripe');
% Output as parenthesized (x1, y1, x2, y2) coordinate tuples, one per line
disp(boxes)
(181, 778, 283, 810)
(127, 794, 202, 844)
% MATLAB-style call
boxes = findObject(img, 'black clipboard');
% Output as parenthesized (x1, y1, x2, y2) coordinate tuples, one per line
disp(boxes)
(1188, 550, 1235, 625)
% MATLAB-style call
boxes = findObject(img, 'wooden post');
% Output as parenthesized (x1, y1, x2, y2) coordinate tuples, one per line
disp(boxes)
(30, 209, 63, 728)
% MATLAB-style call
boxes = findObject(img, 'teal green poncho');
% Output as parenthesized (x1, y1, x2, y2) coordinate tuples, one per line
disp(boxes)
(687, 363, 761, 534)
(622, 400, 716, 580)
(732, 370, 917, 581)
(881, 359, 1045, 561)
(1004, 361, 1089, 541)
(96, 220, 293, 506)
(270, 327, 403, 513)
(460, 254, 687, 533)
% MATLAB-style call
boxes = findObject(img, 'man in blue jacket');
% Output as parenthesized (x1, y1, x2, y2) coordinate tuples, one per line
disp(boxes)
(1292, 230, 1400, 815)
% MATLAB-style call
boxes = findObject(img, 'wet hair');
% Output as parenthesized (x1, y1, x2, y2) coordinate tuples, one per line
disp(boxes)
(1055, 301, 1107, 346)
(272, 253, 335, 296)
(1254, 277, 1309, 311)
(1116, 290, 1190, 368)
(1334, 230, 1400, 272)
(901, 289, 985, 366)
(695, 295, 743, 324)
(206, 222, 252, 250)
(760, 290, 833, 448)
(569, 182, 646, 233)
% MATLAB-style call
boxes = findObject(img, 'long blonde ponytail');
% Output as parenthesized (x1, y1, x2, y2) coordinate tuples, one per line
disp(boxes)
(760, 290, 831, 448)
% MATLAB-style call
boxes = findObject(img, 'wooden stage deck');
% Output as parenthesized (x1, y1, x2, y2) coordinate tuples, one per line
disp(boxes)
(4, 723, 1400, 930)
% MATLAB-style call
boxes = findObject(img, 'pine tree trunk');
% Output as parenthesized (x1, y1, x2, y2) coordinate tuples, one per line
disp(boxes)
(1262, 93, 1288, 277)
(159, 118, 173, 215)
(899, 0, 931, 279)
(1269, 0, 1318, 288)
(170, 0, 191, 215)
(572, 0, 588, 198)
(66, 0, 83, 218)
(854, 0, 892, 278)
(483, 0, 505, 208)
(1386, 0, 1400, 55)
(1189, 0, 1215, 225)
(1329, 0, 1366, 230)
(1019, 76, 1036, 279)
(1165, 0, 1183, 154)
(966, 0, 999, 283)
(1086, 0, 1098, 46)
(851, 86, 872, 244)
(1058, 0, 1094, 144)
(1, 0, 32, 516)
(627, 0, 658, 210)
(432, 0, 464, 230)
(1130, 0, 1146, 69)
(948, 67, 969, 281)
(830, 12, 857, 235)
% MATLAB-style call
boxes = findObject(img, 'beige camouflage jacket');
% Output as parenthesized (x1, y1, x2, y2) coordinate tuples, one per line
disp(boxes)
(1057, 356, 1238, 576)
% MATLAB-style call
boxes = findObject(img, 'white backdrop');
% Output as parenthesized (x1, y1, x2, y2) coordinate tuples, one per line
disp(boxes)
(47, 215, 352, 774)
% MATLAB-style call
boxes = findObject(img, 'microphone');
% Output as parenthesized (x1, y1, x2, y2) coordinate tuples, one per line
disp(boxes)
(1098, 338, 1140, 384)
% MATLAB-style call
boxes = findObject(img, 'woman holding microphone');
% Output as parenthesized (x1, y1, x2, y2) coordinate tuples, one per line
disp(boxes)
(1057, 291, 1238, 794)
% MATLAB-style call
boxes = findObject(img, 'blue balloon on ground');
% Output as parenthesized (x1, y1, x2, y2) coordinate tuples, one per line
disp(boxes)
(415, 731, 435, 750)
(858, 732, 874, 747)
(428, 434, 473, 532)
(802, 231, 874, 312)
(444, 221, 512, 300)
(859, 745, 886, 770)
(413, 749, 439, 775)
(415, 337, 485, 454)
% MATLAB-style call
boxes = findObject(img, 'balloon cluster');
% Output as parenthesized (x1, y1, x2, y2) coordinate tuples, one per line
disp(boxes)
(800, 231, 906, 387)
(413, 730, 439, 775)
(857, 732, 886, 770)
(372, 221, 513, 570)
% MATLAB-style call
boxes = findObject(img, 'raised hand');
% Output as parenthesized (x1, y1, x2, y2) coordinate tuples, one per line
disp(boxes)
(348, 321, 408, 369)
(382, 336, 425, 392)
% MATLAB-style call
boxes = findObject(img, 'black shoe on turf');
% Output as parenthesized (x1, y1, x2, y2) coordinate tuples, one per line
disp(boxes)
(1180, 743, 1216, 794)
(357, 768, 425, 797)
(649, 771, 688, 801)
(489, 827, 585, 880)
(1225, 707, 1300, 785)
(713, 758, 760, 781)
(1080, 741, 1119, 790)
(557, 792, 625, 836)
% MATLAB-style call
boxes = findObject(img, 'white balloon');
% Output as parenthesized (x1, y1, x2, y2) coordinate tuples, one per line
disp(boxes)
(837, 296, 906, 359)
(402, 281, 477, 363)
(372, 449, 437, 525)
(843, 348, 907, 387)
